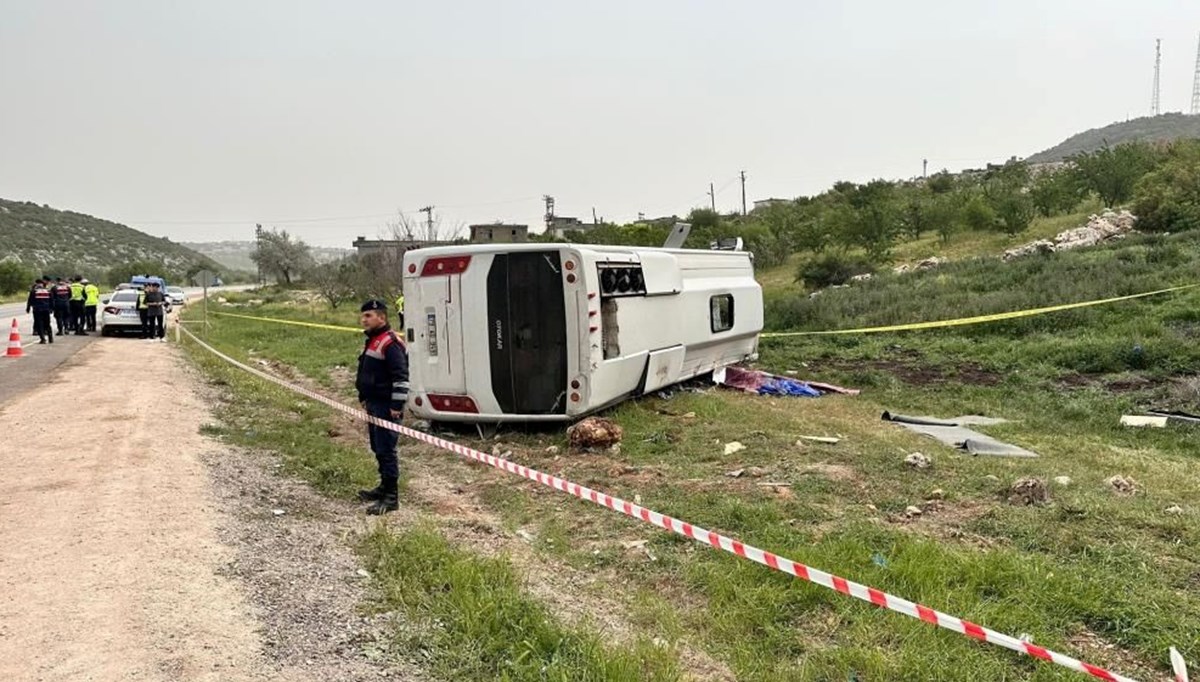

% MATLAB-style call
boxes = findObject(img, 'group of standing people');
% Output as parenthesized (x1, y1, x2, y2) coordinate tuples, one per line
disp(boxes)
(26, 275, 99, 344)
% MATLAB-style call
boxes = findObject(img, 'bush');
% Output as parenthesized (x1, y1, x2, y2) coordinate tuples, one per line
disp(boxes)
(794, 252, 875, 289)
(1132, 142, 1200, 233)
(0, 261, 33, 295)
(962, 195, 997, 231)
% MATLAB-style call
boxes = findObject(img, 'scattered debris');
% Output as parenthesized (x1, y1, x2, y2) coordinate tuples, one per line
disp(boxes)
(1053, 476, 1073, 487)
(893, 256, 947, 274)
(620, 539, 649, 551)
(545, 445, 560, 454)
(515, 529, 536, 543)
(746, 466, 769, 477)
(849, 273, 874, 283)
(929, 488, 945, 500)
(1120, 415, 1168, 428)
(904, 452, 932, 469)
(1007, 477, 1048, 506)
(491, 445, 502, 456)
(355, 568, 371, 579)
(567, 417, 624, 450)
(1105, 475, 1138, 496)
(904, 505, 924, 517)
(725, 468, 745, 478)
(1004, 210, 1136, 261)
(871, 552, 889, 568)
(723, 442, 746, 456)
(1165, 505, 1184, 515)
(883, 411, 1037, 458)
(609, 443, 621, 455)
(715, 366, 860, 397)
(984, 474, 1001, 484)
(681, 412, 697, 419)
(797, 435, 841, 445)
(271, 508, 286, 516)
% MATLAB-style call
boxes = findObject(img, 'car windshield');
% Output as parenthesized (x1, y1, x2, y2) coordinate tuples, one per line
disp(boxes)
(111, 291, 138, 303)
(168, 288, 183, 294)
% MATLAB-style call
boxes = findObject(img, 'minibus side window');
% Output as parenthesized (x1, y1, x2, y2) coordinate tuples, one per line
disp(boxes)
(710, 294, 734, 332)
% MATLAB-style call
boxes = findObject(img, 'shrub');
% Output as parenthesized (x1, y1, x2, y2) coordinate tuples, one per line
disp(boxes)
(795, 252, 875, 290)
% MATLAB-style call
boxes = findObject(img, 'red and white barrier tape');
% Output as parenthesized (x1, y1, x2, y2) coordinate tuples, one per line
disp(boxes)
(180, 325, 1188, 682)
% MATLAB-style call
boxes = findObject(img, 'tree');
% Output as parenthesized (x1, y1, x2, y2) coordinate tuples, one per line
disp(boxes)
(1132, 140, 1200, 232)
(927, 193, 965, 244)
(0, 261, 32, 296)
(251, 226, 314, 285)
(962, 195, 997, 231)
(1071, 142, 1158, 208)
(387, 209, 465, 243)
(994, 192, 1036, 236)
(899, 193, 929, 240)
(829, 180, 899, 262)
(1029, 169, 1083, 217)
(306, 260, 356, 309)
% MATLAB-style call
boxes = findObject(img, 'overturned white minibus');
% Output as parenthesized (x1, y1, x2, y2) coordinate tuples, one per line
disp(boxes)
(402, 243, 762, 423)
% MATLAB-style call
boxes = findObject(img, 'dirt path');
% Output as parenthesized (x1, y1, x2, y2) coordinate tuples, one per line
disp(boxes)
(0, 339, 423, 682)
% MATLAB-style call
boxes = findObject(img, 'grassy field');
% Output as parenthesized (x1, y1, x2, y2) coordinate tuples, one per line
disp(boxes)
(180, 224, 1200, 680)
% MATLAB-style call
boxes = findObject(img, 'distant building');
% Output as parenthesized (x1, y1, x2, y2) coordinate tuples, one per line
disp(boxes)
(470, 223, 529, 243)
(352, 237, 442, 260)
(752, 198, 791, 211)
(545, 216, 587, 238)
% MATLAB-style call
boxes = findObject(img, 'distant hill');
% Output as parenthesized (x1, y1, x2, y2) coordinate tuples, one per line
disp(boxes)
(183, 240, 354, 272)
(1027, 113, 1200, 163)
(0, 198, 224, 276)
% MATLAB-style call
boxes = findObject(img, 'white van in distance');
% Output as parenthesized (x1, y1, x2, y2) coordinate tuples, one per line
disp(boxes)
(402, 243, 763, 423)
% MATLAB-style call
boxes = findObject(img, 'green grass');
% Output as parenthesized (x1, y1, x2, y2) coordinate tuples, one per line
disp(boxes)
(361, 523, 680, 681)
(180, 222, 1200, 682)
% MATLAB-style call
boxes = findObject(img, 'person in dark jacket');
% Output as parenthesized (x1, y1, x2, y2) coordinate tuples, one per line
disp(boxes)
(141, 282, 167, 341)
(355, 299, 409, 515)
(51, 277, 71, 334)
(26, 278, 55, 344)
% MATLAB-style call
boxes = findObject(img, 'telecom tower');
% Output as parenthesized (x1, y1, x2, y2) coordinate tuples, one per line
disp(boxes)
(1152, 38, 1162, 117)
(1191, 33, 1200, 115)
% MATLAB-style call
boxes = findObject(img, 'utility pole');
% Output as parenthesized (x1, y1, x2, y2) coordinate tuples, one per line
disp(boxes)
(592, 207, 598, 225)
(419, 206, 434, 241)
(1191, 33, 1200, 116)
(1152, 38, 1162, 117)
(739, 170, 747, 216)
(923, 158, 928, 179)
(708, 182, 716, 211)
(254, 223, 263, 286)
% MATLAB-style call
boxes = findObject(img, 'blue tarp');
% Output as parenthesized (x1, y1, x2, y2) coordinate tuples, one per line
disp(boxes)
(758, 377, 823, 397)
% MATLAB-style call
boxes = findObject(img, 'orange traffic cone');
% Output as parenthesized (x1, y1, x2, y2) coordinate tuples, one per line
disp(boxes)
(6, 318, 23, 358)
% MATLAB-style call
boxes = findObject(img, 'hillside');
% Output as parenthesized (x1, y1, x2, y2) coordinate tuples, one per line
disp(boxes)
(0, 198, 223, 275)
(183, 240, 353, 272)
(1026, 112, 1200, 163)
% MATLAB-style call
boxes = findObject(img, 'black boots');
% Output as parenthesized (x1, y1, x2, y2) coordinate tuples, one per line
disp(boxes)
(357, 484, 385, 502)
(365, 476, 398, 515)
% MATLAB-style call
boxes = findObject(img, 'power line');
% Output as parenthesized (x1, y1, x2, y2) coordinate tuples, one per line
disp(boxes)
(124, 195, 542, 226)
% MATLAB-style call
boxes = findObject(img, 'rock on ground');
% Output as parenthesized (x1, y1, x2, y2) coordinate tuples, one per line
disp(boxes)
(568, 417, 624, 450)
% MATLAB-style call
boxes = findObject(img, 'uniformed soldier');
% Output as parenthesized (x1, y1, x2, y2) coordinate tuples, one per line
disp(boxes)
(355, 299, 409, 515)
(51, 277, 71, 334)
(141, 282, 167, 342)
(26, 278, 54, 344)
(83, 279, 100, 332)
(68, 276, 88, 336)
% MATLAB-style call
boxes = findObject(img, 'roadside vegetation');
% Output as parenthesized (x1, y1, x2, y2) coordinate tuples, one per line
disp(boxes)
(178, 137, 1200, 680)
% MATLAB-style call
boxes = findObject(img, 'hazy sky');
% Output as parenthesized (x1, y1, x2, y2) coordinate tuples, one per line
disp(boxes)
(3, 1, 1200, 247)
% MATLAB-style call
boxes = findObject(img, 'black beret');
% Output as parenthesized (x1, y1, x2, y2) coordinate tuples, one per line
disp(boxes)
(361, 299, 388, 312)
